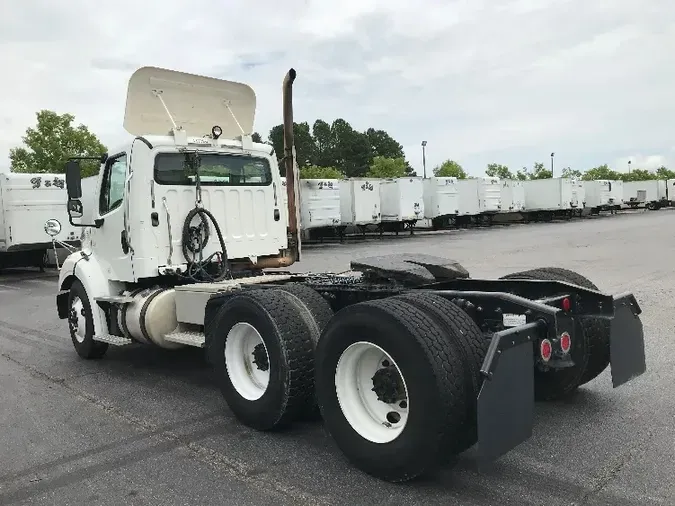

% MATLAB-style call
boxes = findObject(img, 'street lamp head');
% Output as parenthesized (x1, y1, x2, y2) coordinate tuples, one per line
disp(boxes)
(551, 152, 555, 157)
(421, 140, 427, 147)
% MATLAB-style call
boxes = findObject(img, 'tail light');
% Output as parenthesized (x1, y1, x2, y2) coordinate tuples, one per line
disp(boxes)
(559, 332, 571, 354)
(540, 339, 552, 362)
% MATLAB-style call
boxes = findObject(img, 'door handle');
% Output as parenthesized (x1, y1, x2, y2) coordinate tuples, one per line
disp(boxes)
(121, 230, 129, 254)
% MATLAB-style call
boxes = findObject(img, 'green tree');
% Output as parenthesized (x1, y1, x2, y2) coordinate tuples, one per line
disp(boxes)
(622, 169, 657, 182)
(365, 128, 404, 159)
(561, 167, 583, 178)
(433, 159, 467, 179)
(656, 166, 675, 179)
(312, 119, 335, 168)
(9, 110, 107, 177)
(366, 156, 408, 178)
(251, 132, 263, 143)
(530, 161, 552, 180)
(299, 165, 344, 179)
(582, 164, 620, 181)
(485, 163, 513, 179)
(269, 121, 315, 175)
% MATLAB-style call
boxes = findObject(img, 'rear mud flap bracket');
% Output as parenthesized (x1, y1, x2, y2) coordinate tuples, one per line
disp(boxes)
(476, 322, 540, 465)
(609, 293, 646, 388)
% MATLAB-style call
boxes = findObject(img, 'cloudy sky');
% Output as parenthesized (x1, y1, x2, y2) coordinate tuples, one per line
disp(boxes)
(1, 0, 673, 176)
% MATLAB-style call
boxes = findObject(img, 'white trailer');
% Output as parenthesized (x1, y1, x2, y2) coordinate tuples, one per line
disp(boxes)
(51, 66, 646, 485)
(584, 179, 622, 213)
(379, 177, 424, 233)
(339, 178, 381, 227)
(521, 178, 576, 221)
(455, 179, 480, 225)
(499, 179, 525, 213)
(0, 172, 82, 269)
(623, 180, 668, 210)
(570, 179, 586, 214)
(422, 177, 458, 229)
(478, 177, 502, 213)
(299, 178, 341, 232)
(668, 179, 675, 204)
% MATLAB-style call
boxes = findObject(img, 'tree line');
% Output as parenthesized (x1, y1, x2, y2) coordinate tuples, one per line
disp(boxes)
(7, 110, 675, 182)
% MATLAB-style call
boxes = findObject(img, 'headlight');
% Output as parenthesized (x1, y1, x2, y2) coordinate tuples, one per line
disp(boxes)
(44, 218, 62, 237)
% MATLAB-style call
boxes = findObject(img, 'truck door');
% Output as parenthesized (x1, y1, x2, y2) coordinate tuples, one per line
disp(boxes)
(89, 152, 135, 281)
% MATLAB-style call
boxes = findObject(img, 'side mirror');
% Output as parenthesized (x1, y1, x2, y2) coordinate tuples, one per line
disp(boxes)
(67, 199, 83, 219)
(66, 160, 83, 199)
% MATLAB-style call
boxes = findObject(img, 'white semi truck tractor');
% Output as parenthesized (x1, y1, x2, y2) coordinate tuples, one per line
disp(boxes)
(52, 66, 647, 483)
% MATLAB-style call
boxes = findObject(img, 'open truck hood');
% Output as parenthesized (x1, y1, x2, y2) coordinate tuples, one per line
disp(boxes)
(124, 66, 257, 139)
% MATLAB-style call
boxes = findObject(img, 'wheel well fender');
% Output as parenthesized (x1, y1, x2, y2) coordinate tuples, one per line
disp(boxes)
(56, 255, 116, 337)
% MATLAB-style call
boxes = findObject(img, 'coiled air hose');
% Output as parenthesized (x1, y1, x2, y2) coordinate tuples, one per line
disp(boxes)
(180, 206, 230, 282)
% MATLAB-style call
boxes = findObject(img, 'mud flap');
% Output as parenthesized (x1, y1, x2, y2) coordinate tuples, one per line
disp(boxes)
(475, 322, 540, 465)
(609, 293, 646, 388)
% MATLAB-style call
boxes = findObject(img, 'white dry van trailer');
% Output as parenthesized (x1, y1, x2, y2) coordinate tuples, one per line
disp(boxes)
(53, 66, 647, 484)
(422, 176, 459, 229)
(499, 179, 525, 213)
(339, 178, 381, 230)
(569, 179, 586, 216)
(668, 179, 675, 204)
(455, 179, 481, 225)
(298, 178, 341, 240)
(623, 180, 668, 210)
(0, 172, 82, 269)
(379, 177, 424, 233)
(584, 180, 622, 213)
(477, 177, 502, 214)
(522, 178, 575, 221)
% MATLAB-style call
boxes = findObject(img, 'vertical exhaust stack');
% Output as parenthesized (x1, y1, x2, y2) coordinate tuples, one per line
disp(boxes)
(282, 68, 301, 262)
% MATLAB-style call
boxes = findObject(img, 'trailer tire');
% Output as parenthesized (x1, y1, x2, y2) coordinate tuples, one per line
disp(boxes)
(315, 297, 467, 482)
(275, 283, 335, 419)
(208, 289, 315, 431)
(392, 291, 488, 453)
(67, 280, 109, 359)
(499, 267, 610, 399)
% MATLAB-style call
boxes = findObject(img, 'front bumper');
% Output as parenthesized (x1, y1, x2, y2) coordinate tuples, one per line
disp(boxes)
(475, 292, 646, 464)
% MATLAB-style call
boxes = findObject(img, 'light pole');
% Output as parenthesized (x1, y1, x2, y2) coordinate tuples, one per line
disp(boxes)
(628, 160, 632, 174)
(421, 140, 428, 178)
(550, 152, 555, 178)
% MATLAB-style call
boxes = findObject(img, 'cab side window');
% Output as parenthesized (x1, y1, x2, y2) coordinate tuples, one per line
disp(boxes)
(99, 154, 127, 215)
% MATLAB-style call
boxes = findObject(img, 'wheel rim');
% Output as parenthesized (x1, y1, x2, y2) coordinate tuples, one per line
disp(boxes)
(68, 296, 87, 343)
(224, 322, 270, 401)
(335, 341, 409, 444)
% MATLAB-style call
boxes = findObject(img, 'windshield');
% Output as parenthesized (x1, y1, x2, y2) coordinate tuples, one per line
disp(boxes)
(154, 152, 273, 186)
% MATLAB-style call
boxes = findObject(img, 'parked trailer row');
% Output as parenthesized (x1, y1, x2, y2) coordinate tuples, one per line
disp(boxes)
(282, 174, 672, 240)
(52, 65, 647, 484)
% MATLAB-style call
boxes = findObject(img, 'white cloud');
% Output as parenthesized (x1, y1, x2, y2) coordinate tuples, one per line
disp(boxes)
(1, 0, 674, 176)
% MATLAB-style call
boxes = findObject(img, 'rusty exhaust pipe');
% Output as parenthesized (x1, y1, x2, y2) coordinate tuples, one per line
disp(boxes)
(282, 68, 300, 263)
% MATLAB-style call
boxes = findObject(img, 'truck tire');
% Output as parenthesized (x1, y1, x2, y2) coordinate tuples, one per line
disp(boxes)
(207, 289, 315, 431)
(275, 283, 334, 342)
(392, 291, 489, 453)
(499, 267, 610, 400)
(274, 283, 334, 420)
(67, 280, 109, 359)
(314, 297, 467, 482)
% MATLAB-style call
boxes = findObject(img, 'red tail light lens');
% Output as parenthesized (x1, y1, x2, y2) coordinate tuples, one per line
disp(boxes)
(540, 339, 553, 362)
(560, 332, 571, 353)
(562, 297, 571, 312)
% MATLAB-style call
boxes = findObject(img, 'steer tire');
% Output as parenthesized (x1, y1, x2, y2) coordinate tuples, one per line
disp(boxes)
(314, 297, 467, 483)
(67, 280, 109, 359)
(275, 283, 335, 419)
(499, 267, 610, 400)
(207, 289, 315, 431)
(392, 291, 489, 454)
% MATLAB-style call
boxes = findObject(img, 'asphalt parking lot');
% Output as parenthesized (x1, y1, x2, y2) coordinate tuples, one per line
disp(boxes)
(1, 209, 673, 506)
